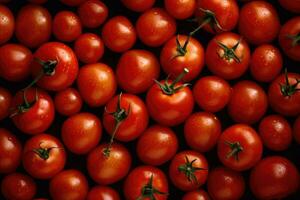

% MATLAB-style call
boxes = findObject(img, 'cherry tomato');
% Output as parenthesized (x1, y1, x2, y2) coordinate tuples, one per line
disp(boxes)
(87, 186, 120, 200)
(0, 87, 12, 120)
(182, 189, 211, 200)
(0, 5, 14, 45)
(121, 0, 155, 12)
(279, 0, 300, 13)
(60, 0, 86, 6)
(293, 116, 300, 144)
(54, 87, 82, 116)
(164, 0, 196, 20)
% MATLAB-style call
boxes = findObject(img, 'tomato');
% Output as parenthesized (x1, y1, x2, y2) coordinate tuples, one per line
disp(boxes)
(228, 81, 268, 124)
(193, 76, 231, 112)
(116, 49, 160, 94)
(10, 88, 55, 135)
(62, 113, 102, 154)
(0, 5, 14, 45)
(22, 133, 66, 179)
(250, 44, 283, 82)
(77, 63, 117, 107)
(0, 44, 32, 82)
(101, 16, 136, 52)
(60, 0, 86, 6)
(217, 124, 263, 171)
(124, 166, 169, 200)
(74, 33, 104, 64)
(259, 115, 292, 151)
(205, 32, 250, 80)
(87, 143, 131, 185)
(54, 87, 82, 116)
(1, 173, 36, 200)
(121, 0, 155, 12)
(250, 156, 299, 200)
(78, 0, 108, 28)
(207, 167, 245, 200)
(160, 35, 205, 82)
(53, 11, 82, 42)
(169, 150, 208, 191)
(0, 87, 12, 120)
(182, 189, 211, 200)
(278, 17, 300, 61)
(293, 116, 300, 144)
(0, 129, 22, 174)
(164, 0, 196, 20)
(49, 169, 89, 200)
(137, 125, 178, 166)
(15, 5, 51, 48)
(238, 1, 280, 45)
(136, 8, 176, 47)
(184, 112, 221, 152)
(87, 186, 120, 200)
(279, 0, 300, 13)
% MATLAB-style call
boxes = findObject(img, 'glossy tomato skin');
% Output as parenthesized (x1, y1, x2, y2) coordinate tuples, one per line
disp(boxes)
(137, 125, 178, 166)
(87, 143, 131, 185)
(22, 133, 66, 179)
(116, 49, 160, 94)
(207, 167, 245, 200)
(293, 116, 300, 144)
(182, 189, 211, 200)
(250, 156, 300, 200)
(184, 112, 221, 152)
(278, 0, 300, 13)
(164, 0, 196, 20)
(49, 169, 89, 200)
(0, 87, 12, 120)
(160, 35, 204, 82)
(121, 0, 155, 12)
(15, 5, 51, 48)
(77, 63, 117, 107)
(54, 87, 82, 116)
(136, 8, 176, 47)
(0, 129, 22, 174)
(0, 5, 14, 45)
(217, 124, 263, 171)
(193, 76, 231, 112)
(60, 0, 86, 6)
(87, 186, 120, 200)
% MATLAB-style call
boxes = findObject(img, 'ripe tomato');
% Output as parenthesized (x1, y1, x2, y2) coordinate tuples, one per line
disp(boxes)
(121, 0, 155, 12)
(60, 0, 86, 6)
(238, 1, 280, 45)
(137, 125, 178, 166)
(62, 112, 102, 154)
(124, 166, 169, 200)
(10, 88, 55, 135)
(169, 150, 208, 191)
(164, 0, 196, 20)
(0, 87, 12, 120)
(182, 189, 211, 200)
(184, 112, 221, 152)
(293, 116, 300, 144)
(228, 81, 268, 124)
(22, 133, 66, 179)
(74, 33, 104, 64)
(1, 173, 36, 200)
(217, 124, 263, 171)
(207, 167, 245, 200)
(52, 11, 82, 42)
(49, 169, 89, 200)
(205, 32, 250, 80)
(193, 76, 231, 112)
(160, 35, 205, 82)
(87, 143, 131, 185)
(0, 129, 22, 174)
(87, 186, 120, 200)
(136, 8, 176, 47)
(250, 44, 283, 82)
(15, 5, 51, 48)
(0, 5, 14, 45)
(101, 16, 136, 52)
(250, 156, 299, 200)
(116, 49, 160, 94)
(259, 115, 292, 151)
(278, 0, 300, 13)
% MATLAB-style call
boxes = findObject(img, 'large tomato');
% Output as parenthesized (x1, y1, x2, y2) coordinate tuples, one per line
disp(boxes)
(164, 0, 195, 20)
(87, 186, 120, 200)
(182, 190, 211, 200)
(0, 87, 12, 120)
(0, 5, 14, 45)
(121, 0, 155, 12)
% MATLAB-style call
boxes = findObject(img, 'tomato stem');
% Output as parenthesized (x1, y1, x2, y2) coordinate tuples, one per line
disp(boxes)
(137, 174, 167, 200)
(32, 142, 62, 160)
(178, 156, 206, 184)
(280, 68, 300, 97)
(215, 38, 242, 63)
(172, 35, 190, 59)
(225, 141, 243, 161)
(286, 33, 300, 47)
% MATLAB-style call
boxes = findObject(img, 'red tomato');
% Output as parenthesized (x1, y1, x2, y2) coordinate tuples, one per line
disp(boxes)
(182, 189, 211, 200)
(0, 129, 22, 173)
(217, 124, 263, 171)
(250, 44, 283, 82)
(77, 63, 117, 107)
(124, 166, 169, 200)
(184, 112, 221, 152)
(250, 156, 299, 200)
(160, 35, 205, 82)
(0, 5, 14, 45)
(87, 186, 120, 200)
(54, 87, 82, 116)
(74, 33, 104, 64)
(279, 0, 300, 13)
(60, 0, 86, 6)
(169, 150, 208, 191)
(22, 133, 66, 179)
(137, 125, 178, 166)
(1, 173, 36, 200)
(15, 5, 52, 48)
(293, 116, 300, 144)
(207, 167, 245, 200)
(136, 8, 176, 47)
(0, 87, 12, 120)
(193, 76, 231, 112)
(228, 81, 268, 124)
(238, 1, 280, 45)
(121, 0, 155, 12)
(101, 16, 136, 52)
(116, 49, 160, 94)
(49, 169, 89, 200)
(164, 0, 196, 20)
(205, 32, 250, 80)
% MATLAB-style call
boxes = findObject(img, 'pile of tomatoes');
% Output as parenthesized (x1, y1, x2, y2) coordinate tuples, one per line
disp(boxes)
(0, 0, 300, 199)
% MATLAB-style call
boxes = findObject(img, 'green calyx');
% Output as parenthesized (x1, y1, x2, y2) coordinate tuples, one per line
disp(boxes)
(280, 68, 300, 97)
(136, 174, 167, 200)
(32, 143, 61, 160)
(172, 35, 190, 59)
(216, 38, 242, 63)
(225, 141, 244, 161)
(178, 156, 206, 184)
(286, 33, 300, 47)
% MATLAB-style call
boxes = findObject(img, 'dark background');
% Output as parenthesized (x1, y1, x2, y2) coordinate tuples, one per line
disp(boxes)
(0, 0, 300, 199)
